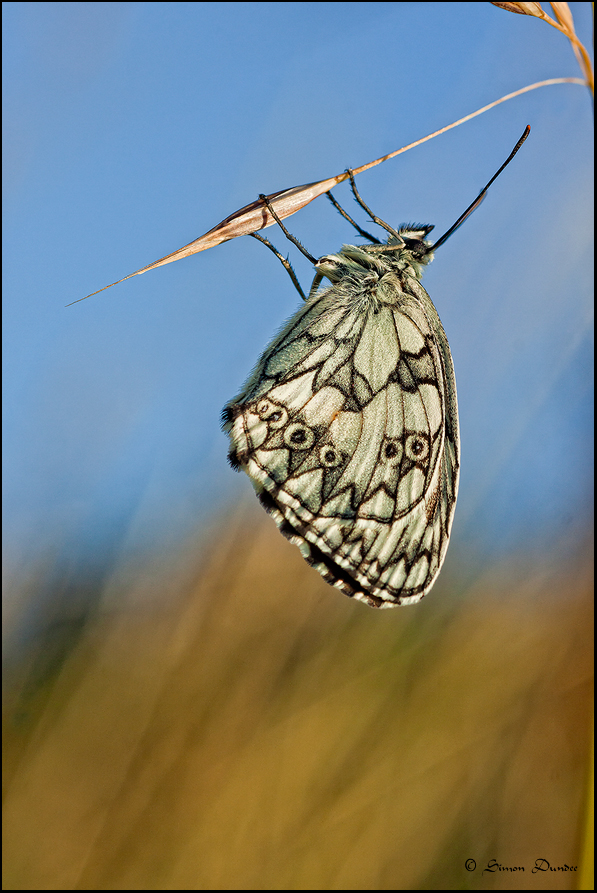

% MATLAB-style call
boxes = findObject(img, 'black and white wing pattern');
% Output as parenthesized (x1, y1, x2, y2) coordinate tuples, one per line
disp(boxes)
(222, 233, 459, 607)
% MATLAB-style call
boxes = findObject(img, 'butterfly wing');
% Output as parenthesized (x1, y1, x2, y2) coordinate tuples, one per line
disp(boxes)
(223, 265, 459, 608)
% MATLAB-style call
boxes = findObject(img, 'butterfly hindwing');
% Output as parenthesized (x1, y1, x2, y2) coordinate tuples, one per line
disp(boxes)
(224, 236, 459, 607)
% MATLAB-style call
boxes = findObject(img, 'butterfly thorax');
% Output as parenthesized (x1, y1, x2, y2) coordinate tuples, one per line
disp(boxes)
(316, 229, 434, 294)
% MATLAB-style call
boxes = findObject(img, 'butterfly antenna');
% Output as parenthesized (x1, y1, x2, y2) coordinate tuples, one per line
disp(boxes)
(431, 125, 530, 252)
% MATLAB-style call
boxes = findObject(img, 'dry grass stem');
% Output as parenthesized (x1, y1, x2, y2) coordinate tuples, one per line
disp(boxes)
(69, 76, 585, 306)
(492, 2, 594, 91)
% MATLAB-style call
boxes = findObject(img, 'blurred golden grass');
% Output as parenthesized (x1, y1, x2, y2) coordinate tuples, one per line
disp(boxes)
(3, 503, 593, 889)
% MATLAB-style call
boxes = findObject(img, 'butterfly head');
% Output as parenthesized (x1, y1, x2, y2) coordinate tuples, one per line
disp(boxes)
(383, 224, 436, 281)
(391, 223, 435, 256)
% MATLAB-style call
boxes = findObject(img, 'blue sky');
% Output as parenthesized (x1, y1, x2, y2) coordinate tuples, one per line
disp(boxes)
(3, 2, 593, 583)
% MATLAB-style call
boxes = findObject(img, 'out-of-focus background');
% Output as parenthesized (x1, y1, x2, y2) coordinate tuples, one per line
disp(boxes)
(3, 3, 593, 889)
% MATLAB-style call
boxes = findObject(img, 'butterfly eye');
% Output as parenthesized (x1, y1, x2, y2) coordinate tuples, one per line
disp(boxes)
(382, 439, 403, 465)
(319, 445, 343, 468)
(315, 255, 345, 283)
(256, 399, 288, 428)
(405, 433, 429, 462)
(284, 423, 315, 450)
(402, 238, 427, 255)
(316, 255, 339, 267)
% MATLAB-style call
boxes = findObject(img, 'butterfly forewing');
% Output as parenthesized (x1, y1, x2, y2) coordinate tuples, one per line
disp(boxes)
(223, 234, 459, 607)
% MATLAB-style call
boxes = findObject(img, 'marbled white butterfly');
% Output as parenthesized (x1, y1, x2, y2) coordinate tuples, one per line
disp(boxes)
(223, 129, 529, 608)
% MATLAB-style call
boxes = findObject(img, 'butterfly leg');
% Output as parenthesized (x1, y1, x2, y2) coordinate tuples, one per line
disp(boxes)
(346, 169, 401, 239)
(324, 191, 381, 244)
(249, 232, 308, 301)
(258, 194, 316, 264)
(307, 270, 324, 301)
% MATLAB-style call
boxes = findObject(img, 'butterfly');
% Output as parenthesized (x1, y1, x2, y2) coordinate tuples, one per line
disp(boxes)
(222, 130, 528, 607)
